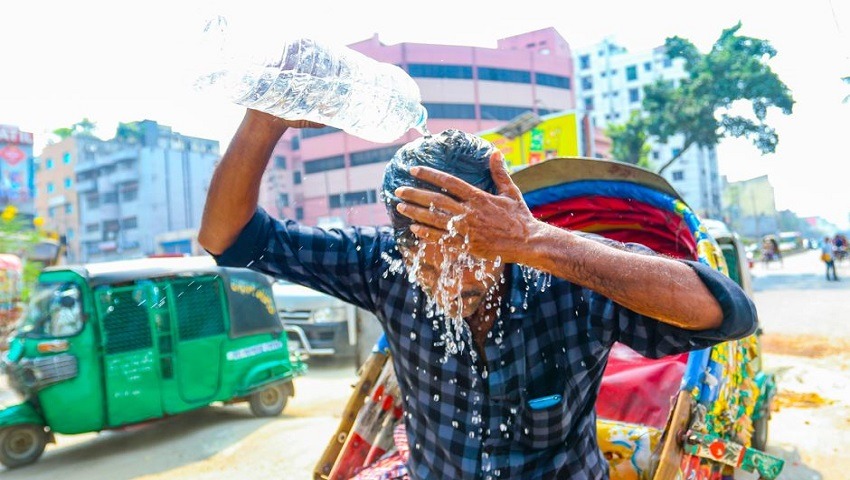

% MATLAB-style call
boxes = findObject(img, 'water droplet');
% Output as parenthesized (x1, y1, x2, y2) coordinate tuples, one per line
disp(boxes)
(410, 331, 417, 340)
(433, 394, 440, 401)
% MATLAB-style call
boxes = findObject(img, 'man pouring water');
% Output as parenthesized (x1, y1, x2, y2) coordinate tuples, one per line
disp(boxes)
(199, 109, 756, 479)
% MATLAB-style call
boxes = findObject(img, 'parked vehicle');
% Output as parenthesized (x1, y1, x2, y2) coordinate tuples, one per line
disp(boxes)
(273, 280, 382, 367)
(0, 256, 304, 469)
(316, 157, 784, 480)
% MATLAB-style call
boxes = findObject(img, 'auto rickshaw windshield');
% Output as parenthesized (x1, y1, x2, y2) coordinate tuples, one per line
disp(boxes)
(17, 282, 84, 338)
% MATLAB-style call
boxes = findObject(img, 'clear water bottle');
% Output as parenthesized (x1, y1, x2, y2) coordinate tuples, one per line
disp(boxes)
(195, 17, 429, 143)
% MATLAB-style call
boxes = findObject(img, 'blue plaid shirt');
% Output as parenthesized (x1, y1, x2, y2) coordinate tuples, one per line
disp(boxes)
(214, 208, 757, 480)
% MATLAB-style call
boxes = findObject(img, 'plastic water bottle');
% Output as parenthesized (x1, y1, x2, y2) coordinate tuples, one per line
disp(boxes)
(194, 17, 429, 143)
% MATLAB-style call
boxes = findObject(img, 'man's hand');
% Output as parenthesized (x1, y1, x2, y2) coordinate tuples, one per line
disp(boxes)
(394, 151, 543, 264)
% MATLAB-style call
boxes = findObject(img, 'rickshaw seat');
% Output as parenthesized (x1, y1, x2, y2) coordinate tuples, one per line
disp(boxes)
(596, 343, 688, 429)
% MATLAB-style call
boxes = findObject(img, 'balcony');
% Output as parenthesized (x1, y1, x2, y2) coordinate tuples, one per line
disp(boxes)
(75, 178, 97, 193)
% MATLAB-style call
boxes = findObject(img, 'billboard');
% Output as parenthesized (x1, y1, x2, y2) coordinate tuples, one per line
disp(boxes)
(0, 125, 35, 212)
(480, 111, 582, 170)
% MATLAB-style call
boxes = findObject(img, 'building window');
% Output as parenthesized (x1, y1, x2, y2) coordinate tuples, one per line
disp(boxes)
(535, 73, 571, 90)
(65, 204, 72, 214)
(101, 192, 118, 204)
(628, 88, 640, 103)
(350, 145, 403, 167)
(86, 223, 99, 233)
(64, 177, 73, 189)
(422, 103, 476, 119)
(48, 207, 55, 218)
(300, 126, 340, 139)
(580, 76, 593, 91)
(477, 67, 531, 84)
(67, 228, 74, 240)
(329, 190, 378, 208)
(293, 171, 302, 184)
(583, 97, 594, 111)
(408, 64, 473, 79)
(643, 61, 652, 72)
(672, 148, 682, 158)
(274, 155, 287, 169)
(121, 217, 138, 230)
(579, 54, 591, 70)
(480, 105, 533, 121)
(652, 151, 660, 160)
(121, 186, 138, 202)
(663, 57, 673, 68)
(47, 182, 54, 193)
(626, 65, 638, 81)
(304, 155, 345, 174)
(86, 194, 100, 209)
(672, 171, 685, 181)
(45, 159, 53, 170)
(277, 193, 290, 207)
(295, 207, 304, 220)
(63, 152, 72, 164)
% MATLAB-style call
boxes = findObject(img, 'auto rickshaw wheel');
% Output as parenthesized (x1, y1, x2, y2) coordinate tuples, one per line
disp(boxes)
(0, 424, 47, 469)
(249, 383, 289, 417)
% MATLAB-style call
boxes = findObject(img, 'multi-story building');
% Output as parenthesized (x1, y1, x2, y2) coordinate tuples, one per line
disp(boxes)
(573, 38, 722, 219)
(721, 175, 778, 238)
(258, 28, 578, 227)
(35, 136, 86, 262)
(75, 120, 219, 262)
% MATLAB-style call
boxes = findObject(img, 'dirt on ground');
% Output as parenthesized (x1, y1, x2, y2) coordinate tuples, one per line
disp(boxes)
(760, 333, 850, 360)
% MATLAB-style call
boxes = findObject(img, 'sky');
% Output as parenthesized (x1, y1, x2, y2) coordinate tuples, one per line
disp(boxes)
(2, 0, 849, 228)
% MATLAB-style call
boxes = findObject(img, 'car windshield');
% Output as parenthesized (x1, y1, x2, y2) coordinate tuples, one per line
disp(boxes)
(17, 282, 84, 338)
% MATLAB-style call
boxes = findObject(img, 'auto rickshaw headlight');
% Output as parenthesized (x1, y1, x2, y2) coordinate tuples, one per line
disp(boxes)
(310, 306, 347, 323)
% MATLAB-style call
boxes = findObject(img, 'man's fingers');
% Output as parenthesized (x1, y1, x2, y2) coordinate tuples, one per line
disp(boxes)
(489, 151, 523, 200)
(409, 166, 478, 200)
(395, 187, 465, 215)
(410, 224, 466, 248)
(396, 202, 454, 230)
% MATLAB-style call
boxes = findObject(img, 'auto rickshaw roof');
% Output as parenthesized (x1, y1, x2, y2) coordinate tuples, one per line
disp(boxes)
(511, 157, 683, 201)
(44, 255, 258, 286)
(512, 157, 701, 259)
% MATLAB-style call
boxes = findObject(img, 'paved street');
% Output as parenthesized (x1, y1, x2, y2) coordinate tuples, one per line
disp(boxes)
(0, 250, 848, 479)
(746, 250, 850, 480)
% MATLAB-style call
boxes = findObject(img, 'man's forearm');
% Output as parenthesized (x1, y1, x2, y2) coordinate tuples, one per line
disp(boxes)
(526, 221, 723, 330)
(199, 110, 288, 255)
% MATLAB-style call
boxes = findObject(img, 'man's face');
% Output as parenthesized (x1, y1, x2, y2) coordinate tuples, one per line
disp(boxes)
(400, 239, 504, 319)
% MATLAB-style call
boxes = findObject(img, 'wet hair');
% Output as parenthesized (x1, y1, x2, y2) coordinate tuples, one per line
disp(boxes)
(381, 129, 497, 248)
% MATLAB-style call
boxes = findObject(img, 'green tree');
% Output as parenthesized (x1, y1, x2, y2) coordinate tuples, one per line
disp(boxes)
(606, 111, 651, 168)
(0, 206, 42, 303)
(642, 23, 794, 174)
(52, 117, 98, 140)
(115, 121, 143, 144)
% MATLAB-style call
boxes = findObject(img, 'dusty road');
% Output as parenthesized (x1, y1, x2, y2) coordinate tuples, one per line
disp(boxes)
(748, 250, 850, 480)
(1, 249, 848, 479)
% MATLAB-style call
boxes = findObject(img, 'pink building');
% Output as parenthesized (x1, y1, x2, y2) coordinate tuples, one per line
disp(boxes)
(259, 28, 577, 227)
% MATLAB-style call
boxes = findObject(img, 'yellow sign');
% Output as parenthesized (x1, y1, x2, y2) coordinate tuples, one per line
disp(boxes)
(480, 112, 581, 169)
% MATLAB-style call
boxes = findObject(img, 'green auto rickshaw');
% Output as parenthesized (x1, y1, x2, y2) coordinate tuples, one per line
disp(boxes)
(0, 256, 305, 469)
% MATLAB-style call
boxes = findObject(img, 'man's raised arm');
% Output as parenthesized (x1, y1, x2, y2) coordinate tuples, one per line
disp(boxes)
(199, 109, 320, 255)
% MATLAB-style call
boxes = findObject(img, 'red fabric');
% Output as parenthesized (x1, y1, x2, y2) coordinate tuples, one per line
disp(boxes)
(596, 343, 688, 429)
(531, 196, 697, 259)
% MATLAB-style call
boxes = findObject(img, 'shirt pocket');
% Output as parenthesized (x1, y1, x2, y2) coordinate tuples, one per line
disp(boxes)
(515, 379, 577, 450)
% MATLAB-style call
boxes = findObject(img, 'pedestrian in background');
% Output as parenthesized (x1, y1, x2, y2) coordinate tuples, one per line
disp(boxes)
(821, 236, 838, 281)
